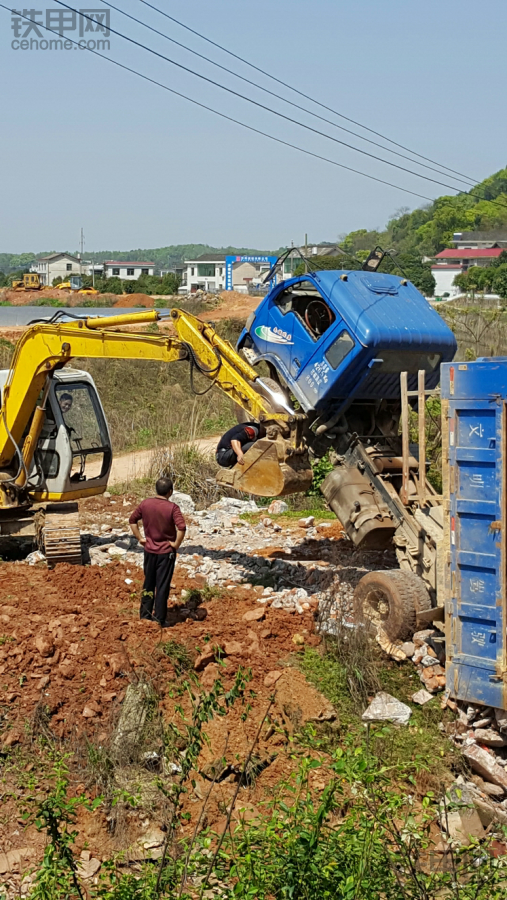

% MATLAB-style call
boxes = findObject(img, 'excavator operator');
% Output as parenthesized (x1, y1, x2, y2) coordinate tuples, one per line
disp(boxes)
(216, 422, 266, 468)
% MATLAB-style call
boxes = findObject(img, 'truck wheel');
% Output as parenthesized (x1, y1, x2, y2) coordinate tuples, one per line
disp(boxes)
(353, 570, 431, 642)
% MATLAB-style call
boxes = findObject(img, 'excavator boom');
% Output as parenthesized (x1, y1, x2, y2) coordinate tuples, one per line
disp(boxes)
(0, 308, 311, 519)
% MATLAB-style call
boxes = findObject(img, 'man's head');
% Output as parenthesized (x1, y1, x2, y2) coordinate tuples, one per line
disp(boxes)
(156, 476, 173, 497)
(59, 393, 73, 414)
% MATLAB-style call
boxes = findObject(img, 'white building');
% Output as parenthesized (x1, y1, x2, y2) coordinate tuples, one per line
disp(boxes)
(31, 252, 82, 286)
(182, 254, 226, 293)
(431, 247, 506, 298)
(103, 260, 155, 280)
(181, 253, 277, 293)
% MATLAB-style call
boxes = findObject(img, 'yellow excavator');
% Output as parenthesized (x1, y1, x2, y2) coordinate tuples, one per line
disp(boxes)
(0, 309, 311, 565)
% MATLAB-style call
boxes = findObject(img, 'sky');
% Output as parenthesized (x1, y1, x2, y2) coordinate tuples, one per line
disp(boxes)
(1, 0, 506, 254)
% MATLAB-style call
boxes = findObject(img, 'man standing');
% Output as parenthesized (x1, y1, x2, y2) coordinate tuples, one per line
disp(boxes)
(129, 476, 186, 626)
(216, 422, 266, 468)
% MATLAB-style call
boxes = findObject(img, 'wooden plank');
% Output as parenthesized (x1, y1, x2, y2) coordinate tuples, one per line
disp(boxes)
(400, 371, 409, 505)
(418, 369, 426, 507)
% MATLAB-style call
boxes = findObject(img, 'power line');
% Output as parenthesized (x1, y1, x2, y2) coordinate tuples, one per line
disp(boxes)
(51, 0, 487, 198)
(1, 4, 435, 204)
(138, 0, 480, 187)
(96, 0, 476, 190)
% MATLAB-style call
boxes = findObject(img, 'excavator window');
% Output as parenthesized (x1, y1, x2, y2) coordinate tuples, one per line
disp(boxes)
(274, 281, 335, 340)
(55, 382, 109, 481)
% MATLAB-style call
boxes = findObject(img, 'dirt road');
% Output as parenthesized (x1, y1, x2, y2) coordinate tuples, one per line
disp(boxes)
(87, 435, 219, 484)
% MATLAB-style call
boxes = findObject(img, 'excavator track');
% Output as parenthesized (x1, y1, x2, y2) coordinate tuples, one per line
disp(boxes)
(42, 502, 83, 567)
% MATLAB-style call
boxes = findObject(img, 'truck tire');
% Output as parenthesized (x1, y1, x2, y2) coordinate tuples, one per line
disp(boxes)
(353, 570, 432, 642)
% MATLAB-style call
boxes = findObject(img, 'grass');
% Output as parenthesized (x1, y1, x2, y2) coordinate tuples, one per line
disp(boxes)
(300, 646, 458, 788)
(241, 505, 336, 523)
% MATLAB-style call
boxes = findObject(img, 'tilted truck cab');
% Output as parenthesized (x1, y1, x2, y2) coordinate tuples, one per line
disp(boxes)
(238, 270, 456, 416)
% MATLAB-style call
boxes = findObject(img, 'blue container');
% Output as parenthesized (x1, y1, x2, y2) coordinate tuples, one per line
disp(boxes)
(238, 271, 456, 413)
(441, 359, 507, 709)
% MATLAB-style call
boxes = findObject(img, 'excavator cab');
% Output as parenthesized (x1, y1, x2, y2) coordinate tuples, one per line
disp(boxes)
(31, 368, 112, 501)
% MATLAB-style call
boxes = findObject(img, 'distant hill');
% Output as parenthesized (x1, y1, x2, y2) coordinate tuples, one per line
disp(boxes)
(339, 166, 507, 258)
(0, 245, 273, 274)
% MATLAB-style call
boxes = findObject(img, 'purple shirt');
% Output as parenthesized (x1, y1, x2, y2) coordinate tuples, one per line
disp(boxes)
(129, 497, 186, 555)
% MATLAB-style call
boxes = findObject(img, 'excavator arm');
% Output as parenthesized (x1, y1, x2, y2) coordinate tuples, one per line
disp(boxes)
(0, 309, 311, 508)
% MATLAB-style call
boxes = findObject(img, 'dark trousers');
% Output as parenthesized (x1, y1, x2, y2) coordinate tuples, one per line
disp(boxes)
(141, 551, 176, 624)
(216, 441, 254, 468)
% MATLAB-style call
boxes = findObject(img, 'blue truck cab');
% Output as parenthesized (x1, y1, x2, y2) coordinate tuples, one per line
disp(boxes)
(238, 270, 457, 415)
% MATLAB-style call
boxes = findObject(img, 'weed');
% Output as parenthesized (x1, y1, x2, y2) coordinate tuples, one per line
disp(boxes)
(162, 640, 194, 675)
(181, 584, 222, 605)
(26, 756, 101, 900)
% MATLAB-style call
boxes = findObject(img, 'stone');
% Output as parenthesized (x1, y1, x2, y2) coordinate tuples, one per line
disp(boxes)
(476, 780, 505, 798)
(413, 629, 435, 647)
(292, 633, 305, 646)
(298, 516, 315, 528)
(362, 692, 412, 726)
(495, 708, 507, 733)
(108, 545, 127, 558)
(194, 648, 219, 671)
(400, 641, 415, 658)
(35, 633, 54, 658)
(474, 728, 506, 748)
(474, 717, 492, 729)
(104, 652, 128, 677)
(0, 848, 35, 875)
(2, 730, 22, 747)
(420, 655, 440, 668)
(264, 670, 283, 688)
(112, 682, 152, 757)
(412, 689, 434, 705)
(444, 804, 484, 844)
(463, 743, 507, 790)
(242, 608, 265, 623)
(262, 517, 273, 528)
(200, 663, 220, 688)
(224, 641, 243, 656)
(82, 700, 101, 718)
(26, 550, 45, 566)
(376, 628, 407, 661)
(171, 491, 196, 514)
(77, 858, 101, 879)
(268, 500, 288, 514)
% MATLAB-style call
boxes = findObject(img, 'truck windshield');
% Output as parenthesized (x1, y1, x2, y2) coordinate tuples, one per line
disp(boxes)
(55, 382, 108, 452)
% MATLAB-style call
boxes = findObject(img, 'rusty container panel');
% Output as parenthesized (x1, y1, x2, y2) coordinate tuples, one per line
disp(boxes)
(441, 360, 507, 709)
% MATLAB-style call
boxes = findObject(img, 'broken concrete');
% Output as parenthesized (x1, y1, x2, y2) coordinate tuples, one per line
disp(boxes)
(362, 692, 412, 726)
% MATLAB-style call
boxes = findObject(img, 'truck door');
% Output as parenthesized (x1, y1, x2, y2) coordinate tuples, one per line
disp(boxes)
(264, 279, 336, 382)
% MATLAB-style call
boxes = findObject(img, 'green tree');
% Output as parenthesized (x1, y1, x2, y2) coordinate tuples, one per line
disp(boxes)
(493, 264, 507, 300)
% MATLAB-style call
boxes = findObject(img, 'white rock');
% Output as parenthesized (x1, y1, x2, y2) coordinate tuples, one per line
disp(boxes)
(26, 550, 45, 566)
(108, 545, 127, 557)
(298, 516, 315, 528)
(171, 491, 196, 514)
(362, 692, 412, 726)
(412, 689, 434, 705)
(268, 500, 289, 514)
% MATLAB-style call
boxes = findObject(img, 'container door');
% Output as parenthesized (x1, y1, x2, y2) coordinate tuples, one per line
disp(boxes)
(446, 398, 507, 707)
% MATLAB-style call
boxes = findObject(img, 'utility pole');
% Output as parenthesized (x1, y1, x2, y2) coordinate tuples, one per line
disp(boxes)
(304, 233, 308, 273)
(80, 228, 84, 276)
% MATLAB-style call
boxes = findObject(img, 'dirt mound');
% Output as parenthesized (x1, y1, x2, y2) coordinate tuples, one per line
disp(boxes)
(0, 558, 322, 747)
(198, 291, 259, 322)
(113, 294, 154, 308)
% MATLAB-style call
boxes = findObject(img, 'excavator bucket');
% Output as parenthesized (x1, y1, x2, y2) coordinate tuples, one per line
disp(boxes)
(215, 436, 313, 497)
